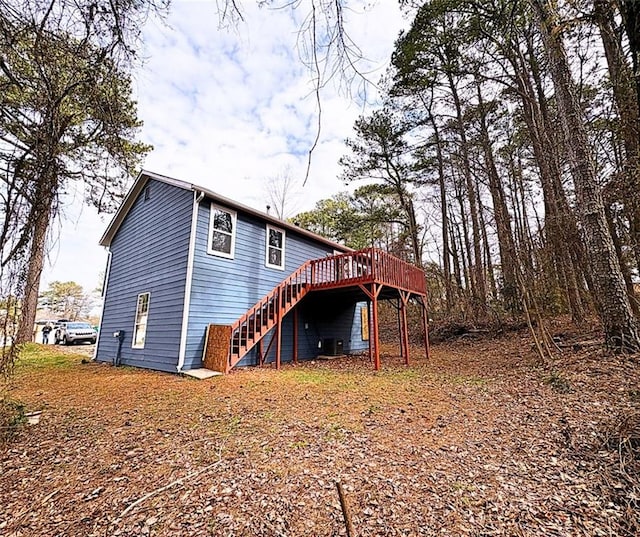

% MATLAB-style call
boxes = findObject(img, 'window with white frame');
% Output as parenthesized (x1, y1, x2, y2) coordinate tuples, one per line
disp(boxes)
(265, 225, 285, 269)
(132, 292, 150, 349)
(208, 204, 236, 258)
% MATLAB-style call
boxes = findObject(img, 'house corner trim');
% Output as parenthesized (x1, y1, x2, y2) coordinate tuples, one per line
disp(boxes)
(177, 190, 205, 372)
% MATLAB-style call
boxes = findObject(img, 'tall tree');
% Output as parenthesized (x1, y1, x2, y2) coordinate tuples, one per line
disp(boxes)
(593, 0, 640, 279)
(472, 76, 519, 311)
(0, 1, 155, 352)
(391, 2, 488, 312)
(264, 166, 300, 219)
(292, 186, 403, 250)
(618, 0, 640, 114)
(40, 281, 92, 321)
(340, 108, 423, 266)
(530, 0, 640, 350)
(291, 194, 357, 246)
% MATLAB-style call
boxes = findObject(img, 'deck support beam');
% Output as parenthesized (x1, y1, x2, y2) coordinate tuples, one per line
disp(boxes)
(293, 308, 298, 365)
(417, 295, 430, 361)
(395, 299, 403, 359)
(399, 291, 411, 365)
(367, 301, 372, 363)
(275, 297, 282, 370)
(261, 328, 277, 366)
(372, 290, 380, 370)
(359, 283, 382, 370)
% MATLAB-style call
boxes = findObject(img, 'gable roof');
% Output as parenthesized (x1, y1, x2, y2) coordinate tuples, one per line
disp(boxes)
(99, 170, 352, 253)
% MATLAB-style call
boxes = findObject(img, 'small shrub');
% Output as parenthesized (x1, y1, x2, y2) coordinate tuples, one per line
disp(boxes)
(544, 370, 571, 394)
(0, 396, 26, 444)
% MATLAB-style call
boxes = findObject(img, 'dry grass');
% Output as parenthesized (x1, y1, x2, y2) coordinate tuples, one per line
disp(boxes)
(1, 329, 639, 536)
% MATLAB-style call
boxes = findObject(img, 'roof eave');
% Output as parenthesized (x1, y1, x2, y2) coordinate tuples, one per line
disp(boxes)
(99, 170, 352, 253)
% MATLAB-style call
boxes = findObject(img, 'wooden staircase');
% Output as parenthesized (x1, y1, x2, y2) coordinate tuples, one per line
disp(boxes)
(202, 247, 427, 374)
(226, 262, 312, 372)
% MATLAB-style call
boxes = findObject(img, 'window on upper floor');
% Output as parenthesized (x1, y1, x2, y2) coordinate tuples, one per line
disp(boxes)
(208, 204, 236, 258)
(132, 292, 150, 349)
(265, 225, 285, 270)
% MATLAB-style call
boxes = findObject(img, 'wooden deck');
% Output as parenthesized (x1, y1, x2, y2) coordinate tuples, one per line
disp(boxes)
(309, 248, 427, 295)
(207, 247, 429, 373)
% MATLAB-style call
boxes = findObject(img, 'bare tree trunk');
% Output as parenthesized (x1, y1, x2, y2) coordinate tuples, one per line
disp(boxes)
(507, 148, 529, 267)
(618, 0, 640, 115)
(604, 203, 640, 316)
(531, 0, 640, 351)
(528, 40, 594, 308)
(507, 33, 587, 322)
(446, 71, 486, 315)
(15, 181, 56, 344)
(475, 78, 519, 311)
(427, 105, 453, 312)
(403, 196, 422, 267)
(595, 0, 640, 275)
(477, 190, 498, 302)
(383, 158, 422, 268)
(451, 207, 472, 316)
(448, 216, 464, 308)
(454, 174, 475, 314)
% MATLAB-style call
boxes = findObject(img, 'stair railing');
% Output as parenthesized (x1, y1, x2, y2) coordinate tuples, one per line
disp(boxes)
(224, 247, 426, 372)
(227, 261, 312, 371)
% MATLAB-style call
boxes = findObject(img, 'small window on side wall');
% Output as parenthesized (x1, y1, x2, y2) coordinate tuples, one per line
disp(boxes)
(208, 204, 236, 258)
(266, 225, 285, 270)
(132, 292, 150, 349)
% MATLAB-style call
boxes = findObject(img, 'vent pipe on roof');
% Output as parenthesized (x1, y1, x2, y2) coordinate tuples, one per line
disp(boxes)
(266, 205, 271, 215)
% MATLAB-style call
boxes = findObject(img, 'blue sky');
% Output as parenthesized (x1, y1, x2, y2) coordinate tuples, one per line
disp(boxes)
(41, 1, 407, 293)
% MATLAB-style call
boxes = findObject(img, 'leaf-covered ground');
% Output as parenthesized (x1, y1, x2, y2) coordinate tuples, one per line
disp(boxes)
(1, 324, 639, 536)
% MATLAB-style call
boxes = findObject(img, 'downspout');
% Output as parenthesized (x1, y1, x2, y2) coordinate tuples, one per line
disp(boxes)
(92, 250, 112, 361)
(177, 190, 205, 372)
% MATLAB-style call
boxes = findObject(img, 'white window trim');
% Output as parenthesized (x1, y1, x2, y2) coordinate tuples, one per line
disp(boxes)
(207, 203, 237, 259)
(265, 225, 286, 270)
(132, 292, 150, 349)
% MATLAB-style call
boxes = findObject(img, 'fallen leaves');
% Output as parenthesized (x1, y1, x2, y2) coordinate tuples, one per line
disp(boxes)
(1, 324, 639, 536)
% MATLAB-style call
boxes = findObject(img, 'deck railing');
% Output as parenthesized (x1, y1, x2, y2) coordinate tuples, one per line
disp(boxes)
(310, 247, 426, 295)
(219, 247, 426, 372)
(226, 261, 312, 371)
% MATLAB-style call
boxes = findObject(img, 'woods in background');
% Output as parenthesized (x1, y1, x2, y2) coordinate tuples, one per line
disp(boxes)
(295, 0, 640, 352)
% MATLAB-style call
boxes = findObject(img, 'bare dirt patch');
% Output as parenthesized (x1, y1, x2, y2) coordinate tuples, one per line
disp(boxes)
(1, 328, 639, 536)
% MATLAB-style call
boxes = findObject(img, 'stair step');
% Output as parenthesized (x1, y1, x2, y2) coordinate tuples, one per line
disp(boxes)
(228, 263, 312, 370)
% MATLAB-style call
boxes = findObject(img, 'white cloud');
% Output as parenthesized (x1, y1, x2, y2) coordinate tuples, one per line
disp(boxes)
(40, 0, 407, 296)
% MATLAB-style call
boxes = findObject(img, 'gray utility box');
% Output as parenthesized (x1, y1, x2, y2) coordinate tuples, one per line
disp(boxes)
(323, 338, 344, 356)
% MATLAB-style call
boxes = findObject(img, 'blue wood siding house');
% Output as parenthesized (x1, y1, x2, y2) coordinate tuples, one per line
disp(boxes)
(96, 171, 382, 373)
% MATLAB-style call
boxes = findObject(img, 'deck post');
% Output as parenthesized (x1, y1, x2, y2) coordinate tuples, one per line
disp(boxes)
(396, 298, 403, 359)
(275, 321, 282, 370)
(275, 291, 282, 370)
(400, 292, 410, 365)
(420, 296, 430, 360)
(293, 308, 298, 365)
(367, 301, 372, 363)
(372, 284, 380, 371)
(359, 286, 381, 368)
